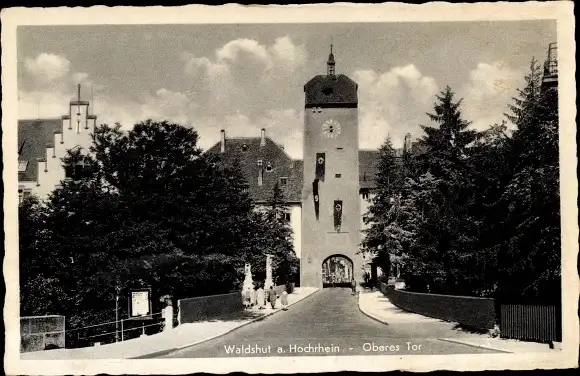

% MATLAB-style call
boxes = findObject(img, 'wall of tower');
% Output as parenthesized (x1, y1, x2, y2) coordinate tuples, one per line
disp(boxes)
(301, 107, 363, 288)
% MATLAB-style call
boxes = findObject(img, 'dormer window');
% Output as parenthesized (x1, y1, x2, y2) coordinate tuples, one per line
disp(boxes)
(322, 87, 334, 95)
(18, 160, 28, 172)
(279, 177, 288, 185)
(257, 160, 263, 166)
(265, 163, 273, 172)
(241, 144, 249, 152)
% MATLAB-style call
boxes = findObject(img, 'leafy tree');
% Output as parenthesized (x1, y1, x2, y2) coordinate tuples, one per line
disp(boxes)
(19, 120, 267, 335)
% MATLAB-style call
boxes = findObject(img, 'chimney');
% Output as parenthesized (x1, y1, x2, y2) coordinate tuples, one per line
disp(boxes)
(260, 128, 266, 146)
(220, 129, 226, 153)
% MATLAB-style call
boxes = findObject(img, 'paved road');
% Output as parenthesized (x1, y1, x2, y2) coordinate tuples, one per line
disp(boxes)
(160, 288, 500, 357)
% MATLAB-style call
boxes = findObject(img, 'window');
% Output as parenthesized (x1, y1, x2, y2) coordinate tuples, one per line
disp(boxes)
(362, 191, 369, 200)
(279, 177, 288, 185)
(335, 173, 341, 178)
(265, 163, 273, 172)
(322, 87, 334, 95)
(336, 147, 343, 151)
(19, 188, 32, 203)
(241, 144, 248, 152)
(18, 160, 28, 172)
(257, 160, 263, 166)
(284, 212, 291, 222)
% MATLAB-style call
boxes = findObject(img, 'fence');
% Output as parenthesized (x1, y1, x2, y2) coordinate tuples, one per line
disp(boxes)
(500, 304, 560, 343)
(21, 315, 66, 352)
(178, 292, 243, 324)
(65, 311, 165, 348)
(377, 281, 496, 330)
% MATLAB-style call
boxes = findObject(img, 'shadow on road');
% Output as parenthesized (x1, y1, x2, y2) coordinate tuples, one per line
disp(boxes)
(452, 323, 490, 335)
(201, 309, 266, 323)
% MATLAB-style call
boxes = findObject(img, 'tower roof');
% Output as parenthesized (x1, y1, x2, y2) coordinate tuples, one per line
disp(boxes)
(305, 46, 358, 108)
(304, 74, 358, 108)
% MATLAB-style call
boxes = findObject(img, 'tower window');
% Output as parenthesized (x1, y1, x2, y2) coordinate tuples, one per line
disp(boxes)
(257, 160, 263, 166)
(279, 177, 288, 185)
(335, 174, 342, 178)
(362, 191, 370, 200)
(265, 163, 273, 172)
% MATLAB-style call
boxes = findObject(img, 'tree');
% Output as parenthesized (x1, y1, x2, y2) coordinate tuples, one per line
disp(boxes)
(19, 120, 267, 334)
(361, 136, 407, 274)
(491, 59, 560, 303)
(400, 86, 483, 294)
(247, 183, 299, 286)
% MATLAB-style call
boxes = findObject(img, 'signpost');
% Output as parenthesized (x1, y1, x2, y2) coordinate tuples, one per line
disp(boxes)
(128, 287, 153, 337)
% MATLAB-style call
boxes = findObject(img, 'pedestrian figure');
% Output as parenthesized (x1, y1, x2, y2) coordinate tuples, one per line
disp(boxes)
(244, 287, 252, 309)
(256, 286, 265, 309)
(351, 278, 357, 295)
(268, 286, 277, 309)
(281, 288, 289, 310)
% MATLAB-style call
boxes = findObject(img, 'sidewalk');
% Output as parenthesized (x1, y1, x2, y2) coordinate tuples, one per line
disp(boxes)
(438, 337, 555, 353)
(358, 289, 556, 353)
(358, 290, 441, 324)
(21, 287, 319, 360)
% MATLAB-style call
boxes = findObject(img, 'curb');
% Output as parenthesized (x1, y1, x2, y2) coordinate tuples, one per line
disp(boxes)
(437, 338, 513, 354)
(357, 292, 389, 326)
(132, 288, 320, 359)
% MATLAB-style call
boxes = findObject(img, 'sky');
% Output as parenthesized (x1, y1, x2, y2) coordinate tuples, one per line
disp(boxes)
(17, 21, 556, 159)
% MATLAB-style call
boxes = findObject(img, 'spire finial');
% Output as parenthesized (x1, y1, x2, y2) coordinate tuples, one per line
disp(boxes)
(327, 38, 336, 76)
(330, 36, 333, 54)
(77, 83, 81, 102)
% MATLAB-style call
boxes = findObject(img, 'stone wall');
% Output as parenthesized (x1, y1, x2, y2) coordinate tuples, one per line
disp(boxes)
(178, 292, 244, 324)
(378, 282, 496, 329)
(21, 315, 66, 353)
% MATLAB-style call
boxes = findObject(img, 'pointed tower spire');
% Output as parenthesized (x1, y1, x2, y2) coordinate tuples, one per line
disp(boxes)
(327, 39, 335, 76)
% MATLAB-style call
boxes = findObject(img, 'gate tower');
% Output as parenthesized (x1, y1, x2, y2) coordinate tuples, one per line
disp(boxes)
(301, 45, 363, 288)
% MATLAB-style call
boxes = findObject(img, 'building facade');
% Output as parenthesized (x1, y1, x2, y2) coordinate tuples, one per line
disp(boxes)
(18, 85, 97, 202)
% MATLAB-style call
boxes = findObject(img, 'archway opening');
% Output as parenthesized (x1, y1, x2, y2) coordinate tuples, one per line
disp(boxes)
(322, 255, 354, 288)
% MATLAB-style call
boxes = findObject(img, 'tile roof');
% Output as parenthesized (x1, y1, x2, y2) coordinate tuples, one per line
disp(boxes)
(304, 74, 358, 107)
(18, 119, 62, 182)
(206, 137, 303, 203)
(358, 150, 380, 190)
(207, 138, 382, 202)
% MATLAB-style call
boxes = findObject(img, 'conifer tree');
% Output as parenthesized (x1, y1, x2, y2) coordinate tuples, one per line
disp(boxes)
(493, 59, 560, 302)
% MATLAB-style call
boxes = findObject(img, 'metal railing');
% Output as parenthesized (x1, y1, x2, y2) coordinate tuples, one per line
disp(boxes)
(65, 312, 166, 348)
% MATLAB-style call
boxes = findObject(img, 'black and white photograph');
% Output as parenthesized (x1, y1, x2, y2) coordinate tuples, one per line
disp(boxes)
(2, 3, 577, 374)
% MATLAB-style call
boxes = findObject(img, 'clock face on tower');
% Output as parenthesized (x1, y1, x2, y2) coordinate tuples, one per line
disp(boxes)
(321, 118, 341, 138)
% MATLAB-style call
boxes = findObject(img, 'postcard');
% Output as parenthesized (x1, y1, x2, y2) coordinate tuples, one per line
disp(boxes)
(2, 2, 577, 374)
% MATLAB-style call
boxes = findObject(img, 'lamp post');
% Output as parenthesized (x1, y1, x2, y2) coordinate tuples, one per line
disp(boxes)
(115, 285, 121, 343)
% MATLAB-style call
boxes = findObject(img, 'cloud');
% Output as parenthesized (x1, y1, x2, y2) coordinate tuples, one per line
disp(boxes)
(181, 36, 307, 112)
(353, 64, 439, 149)
(24, 53, 71, 84)
(460, 61, 524, 131)
(194, 108, 304, 159)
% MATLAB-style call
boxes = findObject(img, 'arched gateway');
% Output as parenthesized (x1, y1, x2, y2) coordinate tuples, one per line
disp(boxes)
(322, 255, 354, 288)
(300, 47, 364, 288)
